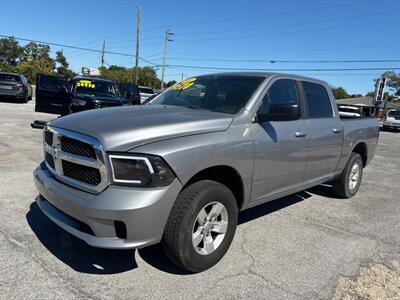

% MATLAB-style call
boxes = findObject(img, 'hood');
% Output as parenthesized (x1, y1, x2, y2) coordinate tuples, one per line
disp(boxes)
(49, 105, 234, 151)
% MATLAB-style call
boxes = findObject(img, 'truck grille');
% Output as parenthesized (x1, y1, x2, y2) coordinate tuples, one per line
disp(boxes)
(62, 160, 101, 185)
(61, 136, 96, 158)
(43, 126, 107, 194)
(45, 152, 55, 169)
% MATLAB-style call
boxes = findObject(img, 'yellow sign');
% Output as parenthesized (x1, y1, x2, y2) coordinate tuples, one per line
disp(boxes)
(170, 77, 197, 90)
(76, 80, 96, 88)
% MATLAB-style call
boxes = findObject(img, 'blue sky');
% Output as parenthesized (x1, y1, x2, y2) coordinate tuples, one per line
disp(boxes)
(1, 0, 399, 94)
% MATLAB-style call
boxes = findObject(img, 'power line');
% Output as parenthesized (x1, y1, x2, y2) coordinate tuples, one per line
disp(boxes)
(174, 20, 397, 43)
(175, 10, 400, 37)
(2, 34, 399, 73)
(159, 58, 400, 64)
(157, 1, 368, 27)
(166, 65, 400, 72)
(0, 34, 161, 66)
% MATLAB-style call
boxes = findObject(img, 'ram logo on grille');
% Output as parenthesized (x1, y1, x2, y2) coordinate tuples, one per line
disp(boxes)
(43, 126, 107, 194)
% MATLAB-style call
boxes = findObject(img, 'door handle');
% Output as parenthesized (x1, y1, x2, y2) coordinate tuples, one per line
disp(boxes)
(295, 131, 307, 138)
(332, 128, 341, 134)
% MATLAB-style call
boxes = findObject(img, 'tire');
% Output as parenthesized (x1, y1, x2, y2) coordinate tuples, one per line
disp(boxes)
(332, 152, 363, 198)
(162, 180, 238, 273)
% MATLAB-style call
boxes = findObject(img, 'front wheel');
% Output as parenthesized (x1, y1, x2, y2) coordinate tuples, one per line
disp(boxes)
(332, 152, 363, 198)
(162, 180, 238, 273)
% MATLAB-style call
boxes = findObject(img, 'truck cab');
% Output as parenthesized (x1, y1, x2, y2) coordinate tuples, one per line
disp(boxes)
(35, 74, 138, 115)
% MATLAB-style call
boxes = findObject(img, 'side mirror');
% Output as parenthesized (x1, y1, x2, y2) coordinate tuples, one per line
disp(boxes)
(256, 103, 300, 122)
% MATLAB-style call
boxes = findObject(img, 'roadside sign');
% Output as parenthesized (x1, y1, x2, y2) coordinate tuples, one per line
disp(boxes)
(374, 77, 386, 106)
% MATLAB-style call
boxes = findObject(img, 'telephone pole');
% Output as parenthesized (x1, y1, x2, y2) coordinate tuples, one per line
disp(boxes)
(134, 6, 141, 84)
(161, 28, 173, 90)
(100, 40, 105, 67)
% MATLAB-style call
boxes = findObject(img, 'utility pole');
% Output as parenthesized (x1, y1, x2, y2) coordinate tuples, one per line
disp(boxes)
(134, 6, 141, 84)
(161, 28, 173, 90)
(100, 40, 105, 67)
(181, 73, 184, 81)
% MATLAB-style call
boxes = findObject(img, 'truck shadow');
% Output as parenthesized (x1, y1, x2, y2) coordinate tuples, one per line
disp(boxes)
(26, 202, 137, 275)
(26, 186, 337, 275)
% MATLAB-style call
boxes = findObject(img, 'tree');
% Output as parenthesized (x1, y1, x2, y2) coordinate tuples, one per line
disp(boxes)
(380, 71, 400, 98)
(100, 65, 161, 88)
(332, 87, 350, 99)
(166, 80, 177, 87)
(16, 42, 55, 83)
(365, 91, 374, 97)
(55, 50, 74, 78)
(0, 37, 23, 66)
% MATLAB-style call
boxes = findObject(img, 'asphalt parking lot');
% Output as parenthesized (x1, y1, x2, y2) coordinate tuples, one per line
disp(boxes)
(0, 99, 399, 299)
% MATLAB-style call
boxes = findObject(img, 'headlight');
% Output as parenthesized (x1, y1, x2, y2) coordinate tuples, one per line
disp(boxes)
(72, 99, 86, 106)
(109, 154, 175, 187)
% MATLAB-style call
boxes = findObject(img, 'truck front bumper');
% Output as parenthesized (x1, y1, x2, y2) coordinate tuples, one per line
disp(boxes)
(33, 163, 182, 249)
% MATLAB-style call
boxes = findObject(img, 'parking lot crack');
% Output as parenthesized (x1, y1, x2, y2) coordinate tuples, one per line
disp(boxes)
(0, 228, 97, 300)
(240, 224, 307, 299)
(281, 211, 397, 248)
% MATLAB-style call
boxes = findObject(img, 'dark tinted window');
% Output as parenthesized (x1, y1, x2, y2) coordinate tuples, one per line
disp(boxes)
(74, 79, 120, 96)
(39, 75, 65, 91)
(0, 74, 20, 82)
(302, 81, 333, 118)
(388, 110, 400, 117)
(149, 76, 264, 114)
(259, 79, 299, 114)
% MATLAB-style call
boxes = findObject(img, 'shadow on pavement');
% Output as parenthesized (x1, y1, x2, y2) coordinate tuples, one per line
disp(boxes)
(138, 244, 191, 275)
(0, 97, 28, 104)
(26, 202, 137, 275)
(26, 186, 334, 275)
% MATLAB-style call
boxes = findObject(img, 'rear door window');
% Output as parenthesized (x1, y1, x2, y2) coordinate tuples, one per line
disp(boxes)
(302, 81, 333, 118)
(39, 75, 64, 91)
(0, 74, 20, 82)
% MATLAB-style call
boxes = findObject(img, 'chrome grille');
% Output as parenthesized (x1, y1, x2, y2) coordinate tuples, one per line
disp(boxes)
(62, 160, 101, 185)
(43, 126, 107, 194)
(61, 136, 96, 158)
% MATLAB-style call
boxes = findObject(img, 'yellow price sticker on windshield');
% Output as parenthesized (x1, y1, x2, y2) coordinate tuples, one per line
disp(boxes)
(170, 77, 197, 90)
(76, 80, 96, 88)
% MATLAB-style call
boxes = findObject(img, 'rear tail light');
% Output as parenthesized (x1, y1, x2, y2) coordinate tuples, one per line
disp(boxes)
(16, 83, 23, 91)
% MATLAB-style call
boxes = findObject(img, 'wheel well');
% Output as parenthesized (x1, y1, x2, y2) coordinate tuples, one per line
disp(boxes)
(185, 166, 244, 210)
(352, 142, 367, 166)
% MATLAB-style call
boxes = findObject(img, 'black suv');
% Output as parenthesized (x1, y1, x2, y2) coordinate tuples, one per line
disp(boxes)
(0, 72, 33, 103)
(35, 74, 140, 115)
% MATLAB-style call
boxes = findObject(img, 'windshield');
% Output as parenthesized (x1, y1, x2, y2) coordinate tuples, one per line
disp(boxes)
(74, 79, 120, 97)
(388, 110, 400, 117)
(148, 76, 264, 114)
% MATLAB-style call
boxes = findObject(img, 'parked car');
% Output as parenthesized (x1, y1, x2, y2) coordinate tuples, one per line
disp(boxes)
(35, 74, 131, 115)
(0, 72, 32, 103)
(338, 105, 362, 118)
(383, 109, 400, 130)
(139, 86, 155, 103)
(117, 83, 141, 105)
(34, 73, 379, 273)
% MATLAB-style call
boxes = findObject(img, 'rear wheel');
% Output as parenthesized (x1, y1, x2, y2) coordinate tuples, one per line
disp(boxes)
(162, 180, 238, 273)
(332, 152, 363, 198)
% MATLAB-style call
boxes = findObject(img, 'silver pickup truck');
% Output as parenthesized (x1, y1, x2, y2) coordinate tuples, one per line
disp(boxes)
(33, 72, 379, 272)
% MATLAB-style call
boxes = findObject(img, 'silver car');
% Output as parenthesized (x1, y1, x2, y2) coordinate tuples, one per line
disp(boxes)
(34, 72, 379, 272)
